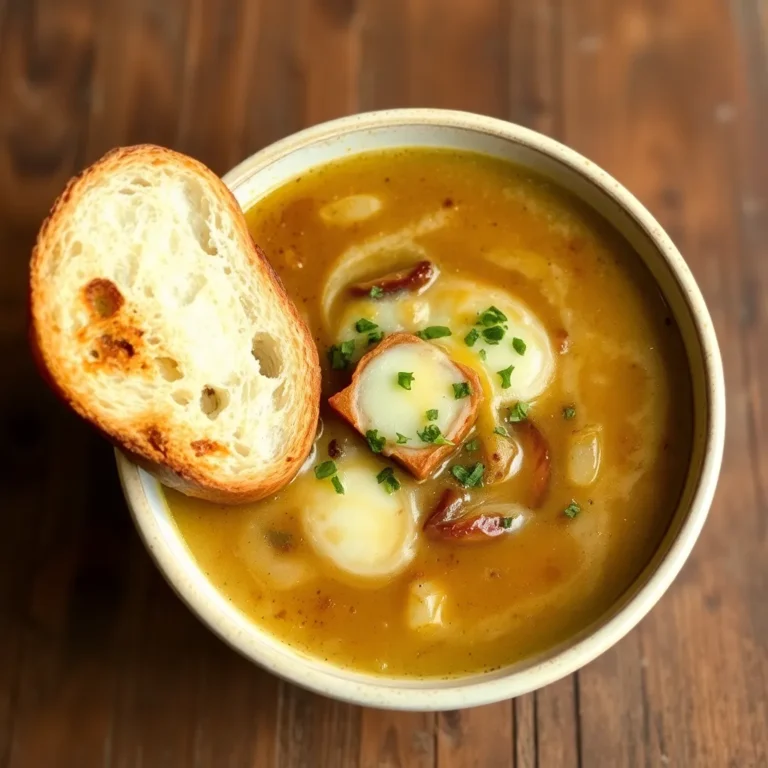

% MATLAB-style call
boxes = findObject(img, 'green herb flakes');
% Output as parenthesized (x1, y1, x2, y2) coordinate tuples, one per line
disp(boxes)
(327, 339, 355, 370)
(482, 325, 506, 344)
(398, 371, 415, 390)
(497, 365, 515, 389)
(451, 462, 485, 488)
(355, 318, 378, 333)
(453, 381, 472, 399)
(376, 466, 401, 494)
(314, 460, 337, 479)
(464, 328, 480, 347)
(507, 401, 530, 422)
(477, 306, 508, 327)
(418, 424, 453, 446)
(416, 326, 452, 340)
(365, 429, 386, 453)
(564, 500, 581, 519)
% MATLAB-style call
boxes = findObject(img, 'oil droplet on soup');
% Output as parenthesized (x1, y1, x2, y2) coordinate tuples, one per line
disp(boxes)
(166, 149, 693, 678)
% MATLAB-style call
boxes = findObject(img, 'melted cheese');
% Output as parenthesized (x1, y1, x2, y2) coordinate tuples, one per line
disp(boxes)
(336, 277, 554, 403)
(355, 342, 469, 446)
(302, 460, 417, 581)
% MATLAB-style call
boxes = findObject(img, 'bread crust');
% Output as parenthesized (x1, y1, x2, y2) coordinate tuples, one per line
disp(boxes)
(29, 144, 321, 503)
(328, 333, 482, 480)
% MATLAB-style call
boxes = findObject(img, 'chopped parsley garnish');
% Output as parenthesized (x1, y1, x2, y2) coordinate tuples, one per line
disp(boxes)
(368, 330, 384, 345)
(314, 460, 337, 479)
(426, 409, 439, 421)
(355, 318, 378, 333)
(398, 371, 415, 390)
(493, 425, 509, 437)
(464, 328, 480, 347)
(564, 500, 581, 519)
(417, 424, 453, 445)
(365, 429, 386, 453)
(328, 339, 355, 369)
(512, 337, 527, 355)
(479, 348, 487, 361)
(376, 466, 401, 494)
(451, 462, 485, 488)
(500, 516, 516, 529)
(453, 381, 472, 399)
(482, 325, 506, 344)
(369, 285, 384, 299)
(563, 405, 576, 420)
(331, 475, 345, 495)
(396, 432, 410, 444)
(507, 401, 530, 422)
(464, 438, 480, 452)
(416, 326, 452, 340)
(497, 365, 515, 389)
(477, 306, 508, 326)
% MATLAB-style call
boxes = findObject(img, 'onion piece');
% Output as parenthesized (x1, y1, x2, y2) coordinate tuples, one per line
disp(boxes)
(514, 420, 551, 508)
(320, 209, 452, 332)
(349, 261, 438, 297)
(568, 425, 602, 487)
(484, 431, 523, 484)
(424, 491, 528, 543)
(407, 579, 448, 631)
(319, 194, 383, 225)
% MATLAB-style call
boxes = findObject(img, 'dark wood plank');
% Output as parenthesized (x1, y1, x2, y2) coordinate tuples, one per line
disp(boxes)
(277, 686, 361, 767)
(359, 709, 435, 768)
(403, 0, 509, 115)
(436, 704, 513, 768)
(513, 693, 535, 768)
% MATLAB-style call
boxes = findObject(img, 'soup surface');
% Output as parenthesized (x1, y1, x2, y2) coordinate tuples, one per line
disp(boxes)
(166, 148, 693, 677)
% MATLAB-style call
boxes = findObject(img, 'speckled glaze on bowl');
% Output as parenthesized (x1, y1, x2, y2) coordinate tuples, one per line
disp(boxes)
(116, 109, 725, 711)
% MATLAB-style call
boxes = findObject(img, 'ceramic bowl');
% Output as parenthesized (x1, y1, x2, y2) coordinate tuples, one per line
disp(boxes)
(116, 109, 725, 710)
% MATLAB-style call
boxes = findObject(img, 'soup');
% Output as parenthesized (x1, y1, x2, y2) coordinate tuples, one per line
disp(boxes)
(166, 148, 692, 677)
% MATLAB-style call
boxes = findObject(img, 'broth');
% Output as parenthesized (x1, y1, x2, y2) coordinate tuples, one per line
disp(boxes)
(166, 148, 693, 677)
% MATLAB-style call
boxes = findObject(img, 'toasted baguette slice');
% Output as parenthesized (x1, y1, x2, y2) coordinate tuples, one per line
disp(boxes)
(329, 333, 482, 479)
(30, 145, 321, 503)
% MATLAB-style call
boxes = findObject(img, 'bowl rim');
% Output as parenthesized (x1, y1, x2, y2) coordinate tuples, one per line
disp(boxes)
(116, 108, 725, 710)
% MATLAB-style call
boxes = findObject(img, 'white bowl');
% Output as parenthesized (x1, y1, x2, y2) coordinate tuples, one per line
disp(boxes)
(116, 109, 725, 710)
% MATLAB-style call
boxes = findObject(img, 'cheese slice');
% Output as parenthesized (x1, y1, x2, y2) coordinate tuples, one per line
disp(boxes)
(302, 459, 417, 581)
(354, 341, 471, 447)
(335, 277, 554, 403)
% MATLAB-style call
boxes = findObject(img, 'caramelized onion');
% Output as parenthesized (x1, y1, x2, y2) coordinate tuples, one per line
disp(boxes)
(484, 432, 522, 484)
(349, 261, 437, 297)
(424, 491, 528, 543)
(515, 421, 551, 508)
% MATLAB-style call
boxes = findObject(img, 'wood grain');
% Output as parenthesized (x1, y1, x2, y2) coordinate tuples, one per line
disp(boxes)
(0, 0, 766, 766)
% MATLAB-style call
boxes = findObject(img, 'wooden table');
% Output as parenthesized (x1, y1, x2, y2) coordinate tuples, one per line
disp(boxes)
(1, 1, 766, 766)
